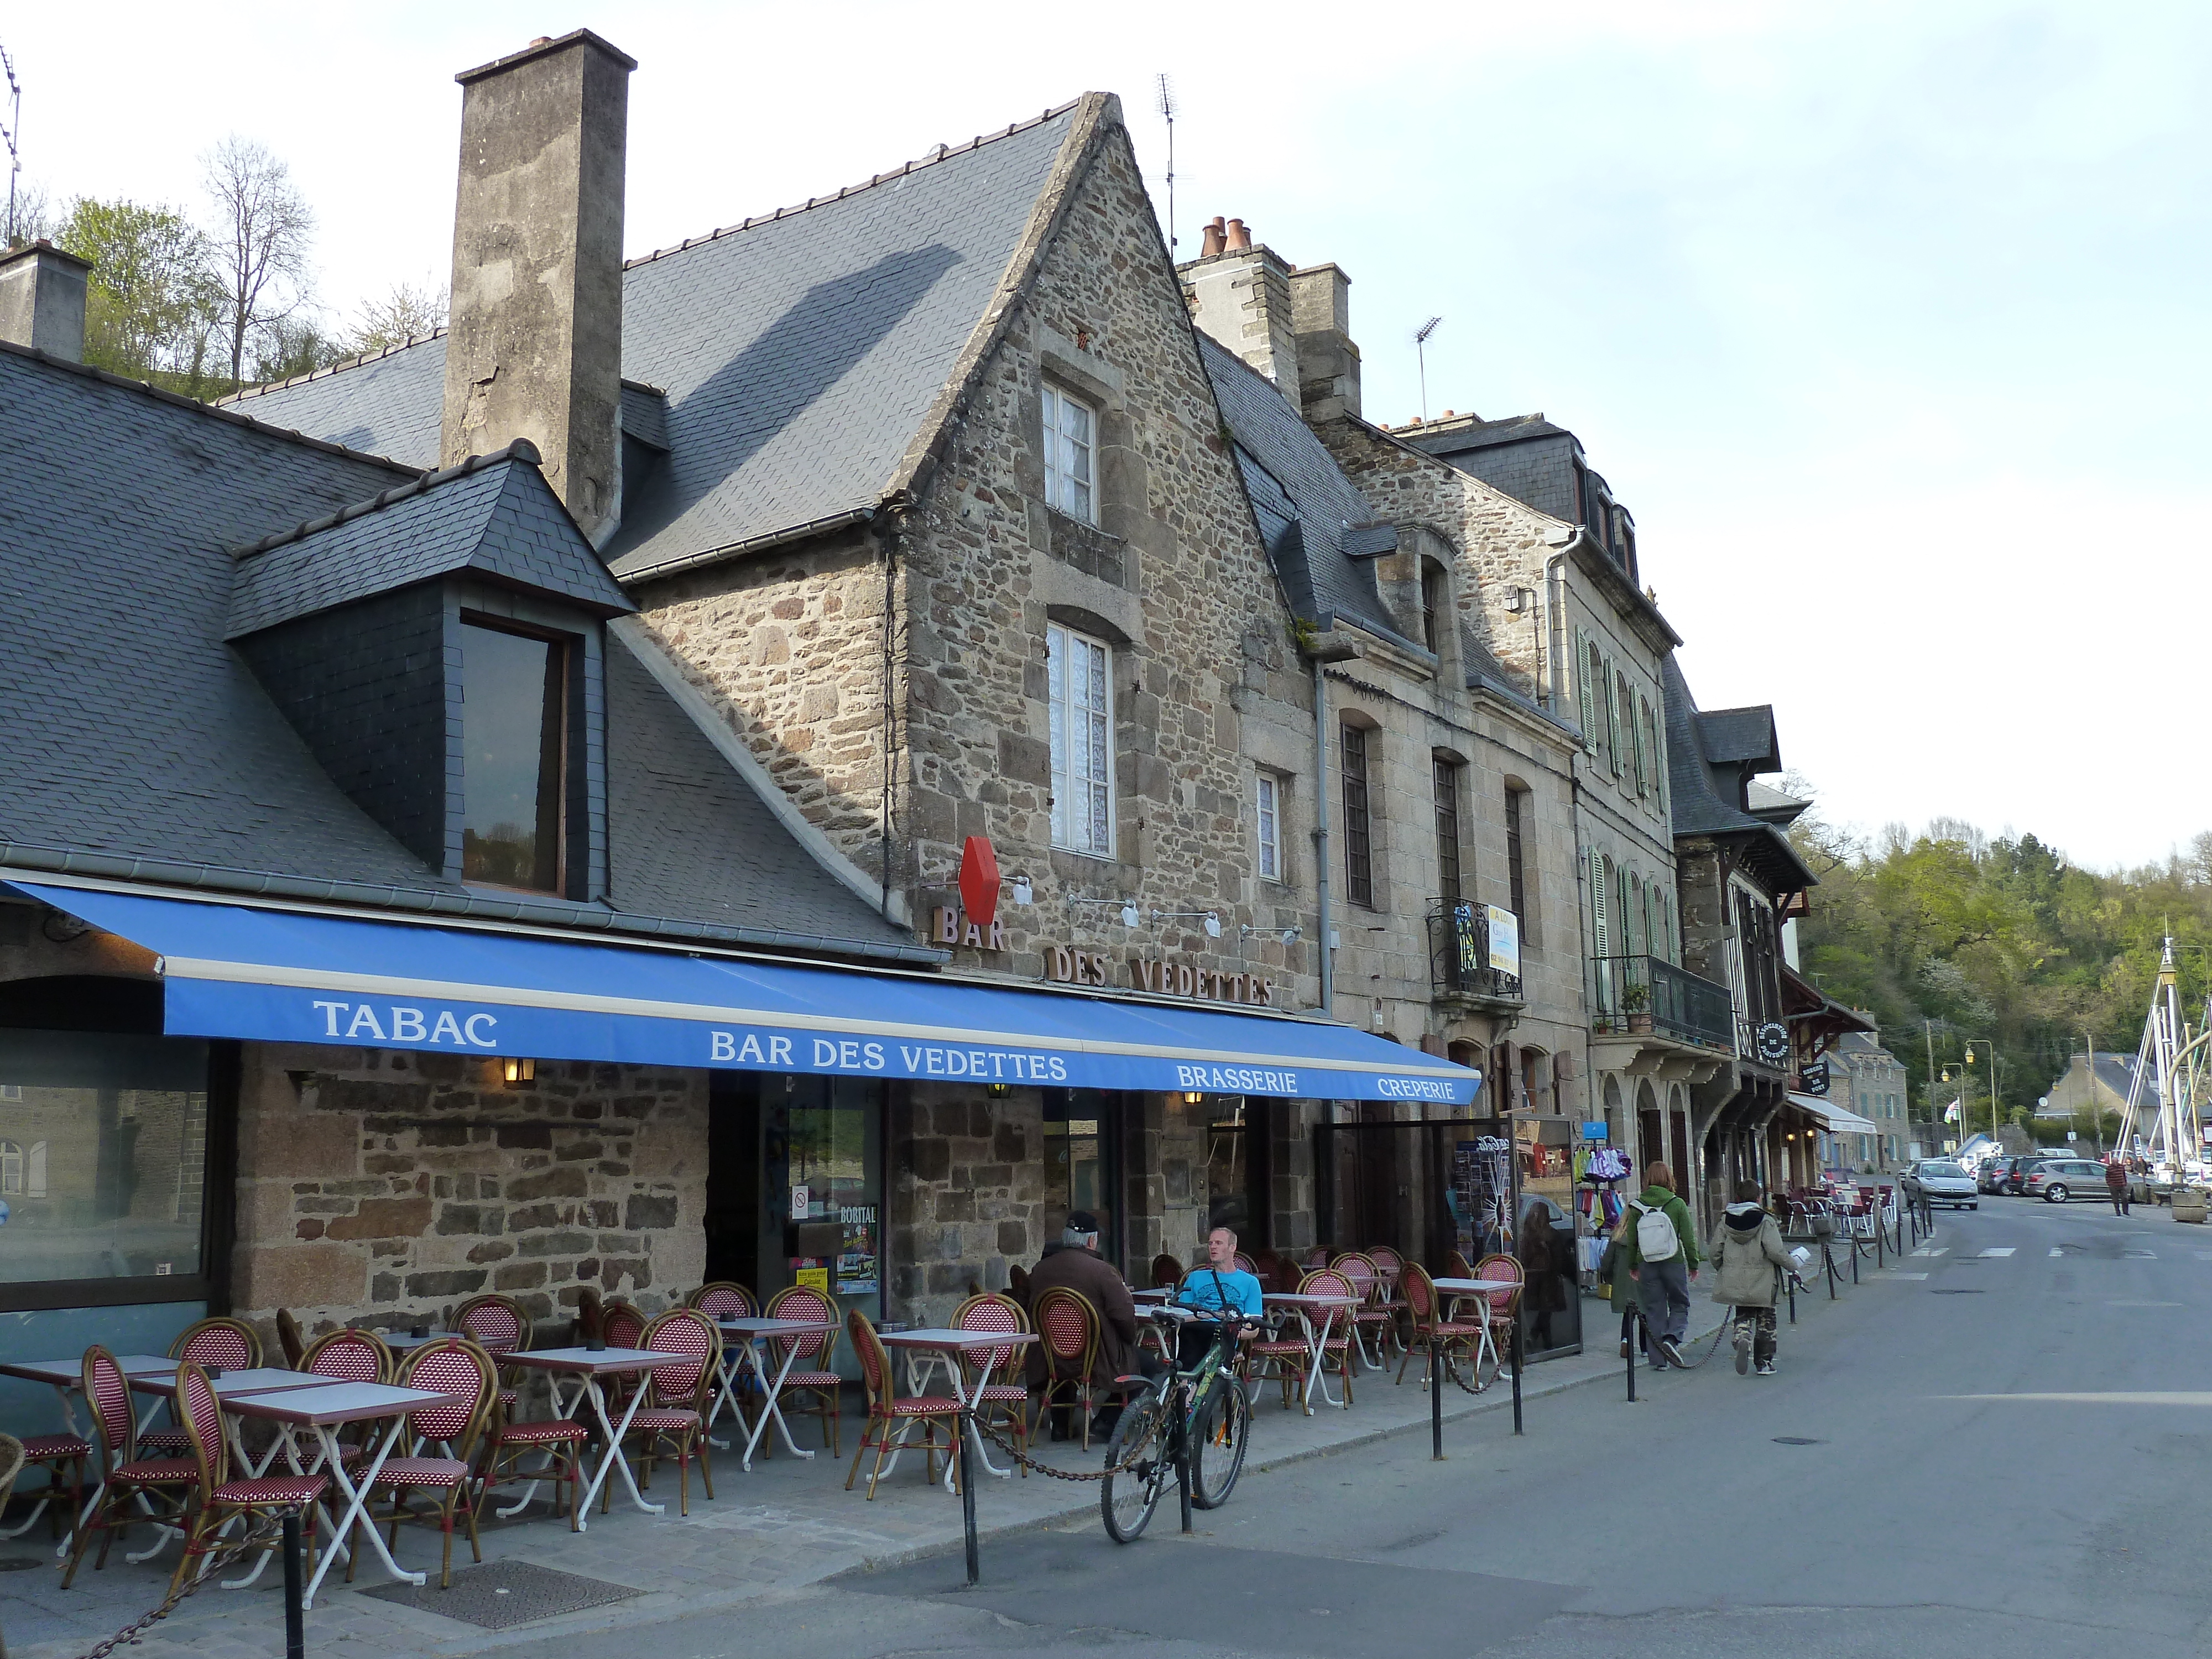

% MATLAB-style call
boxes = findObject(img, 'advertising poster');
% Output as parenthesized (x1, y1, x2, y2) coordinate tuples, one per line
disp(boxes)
(836, 1204, 879, 1297)
(1451, 1135, 1514, 1261)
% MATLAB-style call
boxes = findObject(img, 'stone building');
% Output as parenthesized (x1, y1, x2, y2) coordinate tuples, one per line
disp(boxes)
(1829, 1029, 1910, 1173)
(1662, 661, 1819, 1217)
(210, 45, 1469, 1332)
(1176, 229, 1736, 1216)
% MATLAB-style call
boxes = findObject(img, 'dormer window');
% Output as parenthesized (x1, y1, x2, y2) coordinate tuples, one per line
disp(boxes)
(1420, 559, 1449, 655)
(461, 619, 568, 891)
(1042, 384, 1097, 524)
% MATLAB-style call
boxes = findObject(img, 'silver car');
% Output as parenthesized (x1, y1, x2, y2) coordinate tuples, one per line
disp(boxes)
(1902, 1159, 1978, 1209)
(2024, 1159, 2112, 1203)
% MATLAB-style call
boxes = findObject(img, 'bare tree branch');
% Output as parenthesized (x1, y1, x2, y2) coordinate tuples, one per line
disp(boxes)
(348, 278, 447, 356)
(202, 135, 314, 385)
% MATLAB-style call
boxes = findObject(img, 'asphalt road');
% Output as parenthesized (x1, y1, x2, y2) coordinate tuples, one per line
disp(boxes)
(565, 1197, 2212, 1659)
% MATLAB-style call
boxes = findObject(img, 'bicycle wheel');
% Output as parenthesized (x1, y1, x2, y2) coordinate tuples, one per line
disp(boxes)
(1100, 1390, 1169, 1544)
(1190, 1375, 1250, 1509)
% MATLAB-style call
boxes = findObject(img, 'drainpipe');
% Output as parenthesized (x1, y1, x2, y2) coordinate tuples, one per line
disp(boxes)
(1303, 634, 1362, 1018)
(1543, 551, 1569, 718)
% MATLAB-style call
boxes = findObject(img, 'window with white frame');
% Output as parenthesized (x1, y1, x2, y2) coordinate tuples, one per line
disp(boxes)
(1041, 384, 1097, 524)
(1047, 622, 1114, 855)
(1256, 773, 1284, 881)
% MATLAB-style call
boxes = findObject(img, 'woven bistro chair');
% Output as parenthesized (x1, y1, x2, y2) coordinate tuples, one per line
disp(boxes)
(609, 1308, 718, 1516)
(1232, 1251, 1260, 1277)
(5, 1420, 90, 1547)
(1470, 1253, 1526, 1354)
(595, 1300, 651, 1415)
(1300, 1267, 1358, 1406)
(168, 1362, 330, 1598)
(357, 1338, 495, 1590)
(296, 1327, 394, 1469)
(1446, 1249, 1477, 1282)
(844, 1310, 962, 1499)
(138, 1317, 264, 1456)
(1333, 1252, 1395, 1369)
(62, 1346, 199, 1588)
(1006, 1264, 1031, 1304)
(450, 1293, 532, 1431)
(1394, 1264, 1487, 1388)
(1149, 1253, 1185, 1290)
(687, 1282, 758, 1321)
(1031, 1286, 1108, 1451)
(951, 1292, 1031, 1477)
(274, 1309, 308, 1370)
(762, 1285, 844, 1455)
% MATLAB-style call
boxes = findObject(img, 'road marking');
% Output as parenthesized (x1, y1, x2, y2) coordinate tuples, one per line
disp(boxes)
(1942, 1392, 2212, 1405)
(2126, 1249, 2157, 1259)
(1978, 1247, 2016, 1258)
(1911, 1247, 1948, 1256)
(1875, 1271, 1929, 1280)
(2109, 1300, 2183, 1308)
(2049, 1248, 2063, 1257)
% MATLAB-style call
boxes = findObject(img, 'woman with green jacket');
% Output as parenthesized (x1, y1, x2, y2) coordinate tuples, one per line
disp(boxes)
(1618, 1161, 1701, 1367)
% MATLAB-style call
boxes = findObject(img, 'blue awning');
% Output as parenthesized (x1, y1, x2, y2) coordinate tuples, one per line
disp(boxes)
(8, 882, 1479, 1105)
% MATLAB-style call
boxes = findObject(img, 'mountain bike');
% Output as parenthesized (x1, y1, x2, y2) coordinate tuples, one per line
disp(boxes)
(1099, 1306, 1256, 1543)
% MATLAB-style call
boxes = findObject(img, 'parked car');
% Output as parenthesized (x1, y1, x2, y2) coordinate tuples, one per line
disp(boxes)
(2025, 1158, 2116, 1203)
(1995, 1154, 2065, 1196)
(1976, 1157, 2015, 1194)
(1900, 1160, 1978, 1210)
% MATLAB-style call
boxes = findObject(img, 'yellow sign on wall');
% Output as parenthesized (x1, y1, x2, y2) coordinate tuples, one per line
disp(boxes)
(795, 1267, 831, 1293)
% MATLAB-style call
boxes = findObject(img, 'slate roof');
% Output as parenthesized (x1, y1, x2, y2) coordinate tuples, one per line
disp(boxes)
(1199, 334, 1412, 648)
(227, 446, 633, 640)
(1397, 412, 1573, 453)
(0, 342, 924, 961)
(226, 106, 1081, 582)
(1662, 654, 1813, 890)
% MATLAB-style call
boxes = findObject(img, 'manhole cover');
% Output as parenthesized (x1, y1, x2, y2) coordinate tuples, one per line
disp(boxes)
(1772, 1437, 1824, 1446)
(359, 1559, 641, 1629)
(0, 1558, 44, 1573)
(1931, 1288, 1984, 1295)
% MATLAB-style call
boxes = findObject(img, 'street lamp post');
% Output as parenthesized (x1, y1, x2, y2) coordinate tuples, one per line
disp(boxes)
(1964, 1042, 1999, 1146)
(1942, 1065, 1965, 1155)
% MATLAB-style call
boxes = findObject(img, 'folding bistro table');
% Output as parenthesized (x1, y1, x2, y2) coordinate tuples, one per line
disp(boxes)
(711, 1317, 839, 1472)
(1428, 1277, 1520, 1377)
(498, 1347, 684, 1530)
(1260, 1292, 1361, 1411)
(0, 1353, 179, 1552)
(222, 1378, 467, 1606)
(875, 1328, 1036, 1489)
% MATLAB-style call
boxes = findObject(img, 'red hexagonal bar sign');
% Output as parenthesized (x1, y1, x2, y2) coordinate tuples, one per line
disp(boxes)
(958, 836, 1001, 928)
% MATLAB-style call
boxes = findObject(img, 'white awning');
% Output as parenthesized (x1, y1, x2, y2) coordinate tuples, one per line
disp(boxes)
(1788, 1092, 1877, 1136)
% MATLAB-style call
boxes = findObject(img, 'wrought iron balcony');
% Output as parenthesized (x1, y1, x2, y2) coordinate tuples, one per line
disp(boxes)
(1427, 899, 1524, 1005)
(1589, 954, 1734, 1051)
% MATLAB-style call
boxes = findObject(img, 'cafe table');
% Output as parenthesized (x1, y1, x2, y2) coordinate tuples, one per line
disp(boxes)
(0, 1353, 178, 1552)
(874, 1329, 1036, 1489)
(498, 1347, 686, 1529)
(1260, 1292, 1361, 1411)
(221, 1378, 468, 1606)
(1427, 1277, 1520, 1376)
(711, 1317, 840, 1472)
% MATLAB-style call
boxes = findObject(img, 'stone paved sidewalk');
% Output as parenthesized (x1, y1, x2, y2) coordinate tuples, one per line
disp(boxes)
(1, 1311, 1721, 1659)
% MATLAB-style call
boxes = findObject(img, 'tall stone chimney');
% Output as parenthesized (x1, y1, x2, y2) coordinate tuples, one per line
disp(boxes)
(1177, 225, 1299, 389)
(1290, 264, 1361, 422)
(0, 241, 91, 363)
(441, 30, 634, 548)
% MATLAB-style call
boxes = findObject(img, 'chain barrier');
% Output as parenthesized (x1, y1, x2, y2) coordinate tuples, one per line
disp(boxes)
(968, 1398, 1180, 1483)
(72, 1513, 296, 1659)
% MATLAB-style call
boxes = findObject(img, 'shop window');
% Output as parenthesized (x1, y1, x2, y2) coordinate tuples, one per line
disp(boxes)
(1044, 1091, 1119, 1265)
(461, 619, 567, 891)
(0, 1029, 216, 1301)
(1205, 1097, 1266, 1247)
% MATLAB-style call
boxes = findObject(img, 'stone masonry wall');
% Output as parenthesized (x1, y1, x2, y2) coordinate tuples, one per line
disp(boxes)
(231, 1040, 707, 1348)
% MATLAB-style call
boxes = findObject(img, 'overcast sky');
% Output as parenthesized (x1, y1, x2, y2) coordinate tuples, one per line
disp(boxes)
(9, 1, 2203, 872)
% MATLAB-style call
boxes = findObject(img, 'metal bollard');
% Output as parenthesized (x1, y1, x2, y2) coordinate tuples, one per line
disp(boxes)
(1430, 1338, 1444, 1459)
(1510, 1316, 1524, 1436)
(1786, 1272, 1797, 1325)
(959, 1410, 979, 1584)
(283, 1507, 305, 1659)
(1177, 1392, 1194, 1530)
(1825, 1243, 1839, 1300)
(1851, 1237, 1860, 1284)
(1625, 1310, 1640, 1402)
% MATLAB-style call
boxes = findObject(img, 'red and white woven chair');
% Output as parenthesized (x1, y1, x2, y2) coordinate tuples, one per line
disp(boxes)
(951, 1292, 1030, 1476)
(844, 1310, 962, 1499)
(763, 1285, 844, 1455)
(687, 1282, 757, 1321)
(609, 1308, 718, 1515)
(451, 1293, 531, 1434)
(355, 1338, 493, 1590)
(4, 1426, 90, 1545)
(1332, 1252, 1395, 1368)
(62, 1345, 200, 1588)
(1469, 1253, 1526, 1363)
(1031, 1286, 1107, 1451)
(168, 1362, 330, 1597)
(137, 1317, 263, 1457)
(1394, 1264, 1488, 1388)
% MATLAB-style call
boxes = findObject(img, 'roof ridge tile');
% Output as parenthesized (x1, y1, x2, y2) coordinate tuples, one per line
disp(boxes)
(231, 438, 541, 560)
(220, 328, 451, 405)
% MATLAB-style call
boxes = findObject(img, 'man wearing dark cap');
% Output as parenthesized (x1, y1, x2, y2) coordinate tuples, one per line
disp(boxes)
(1022, 1211, 1141, 1441)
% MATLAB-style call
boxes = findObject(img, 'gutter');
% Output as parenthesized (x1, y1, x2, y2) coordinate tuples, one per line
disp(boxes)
(613, 506, 878, 588)
(0, 842, 944, 966)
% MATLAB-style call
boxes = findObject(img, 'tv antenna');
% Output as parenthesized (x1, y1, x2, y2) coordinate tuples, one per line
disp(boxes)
(1, 46, 20, 249)
(1156, 72, 1178, 258)
(1415, 315, 1443, 423)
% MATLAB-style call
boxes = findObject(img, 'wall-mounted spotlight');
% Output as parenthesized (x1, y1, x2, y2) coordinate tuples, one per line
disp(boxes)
(1010, 877, 1034, 906)
(987, 1082, 1011, 1098)
(502, 1057, 536, 1084)
(1152, 908, 1222, 938)
(1182, 1091, 1206, 1106)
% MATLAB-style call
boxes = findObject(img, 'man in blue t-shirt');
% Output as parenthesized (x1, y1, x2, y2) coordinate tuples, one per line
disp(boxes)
(1173, 1225, 1264, 1366)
